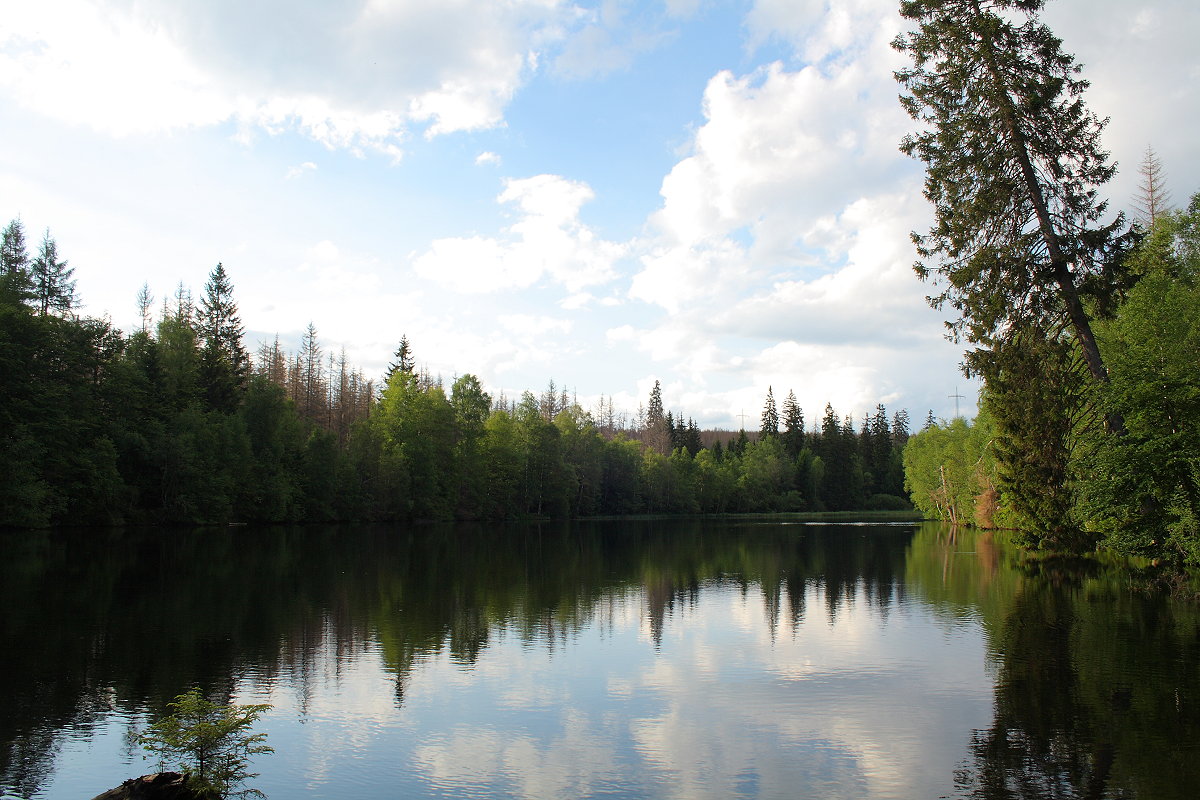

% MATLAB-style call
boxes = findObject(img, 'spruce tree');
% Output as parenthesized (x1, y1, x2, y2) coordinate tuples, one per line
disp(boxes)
(136, 282, 154, 333)
(197, 263, 249, 412)
(647, 380, 664, 428)
(1, 218, 32, 305)
(1133, 145, 1172, 228)
(386, 334, 415, 381)
(760, 386, 779, 439)
(645, 380, 669, 454)
(299, 322, 324, 423)
(891, 409, 911, 448)
(685, 418, 702, 457)
(30, 229, 76, 316)
(782, 390, 803, 458)
(894, 0, 1126, 385)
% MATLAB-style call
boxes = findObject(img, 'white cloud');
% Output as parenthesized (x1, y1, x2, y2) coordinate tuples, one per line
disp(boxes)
(0, 1, 229, 136)
(475, 151, 503, 166)
(619, 0, 969, 423)
(630, 237, 749, 314)
(499, 314, 572, 337)
(285, 162, 318, 180)
(606, 325, 636, 343)
(559, 292, 594, 310)
(1039, 0, 1200, 218)
(412, 174, 626, 294)
(0, 0, 582, 152)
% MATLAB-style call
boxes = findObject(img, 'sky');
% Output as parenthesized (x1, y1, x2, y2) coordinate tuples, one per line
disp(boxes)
(1, 0, 1197, 430)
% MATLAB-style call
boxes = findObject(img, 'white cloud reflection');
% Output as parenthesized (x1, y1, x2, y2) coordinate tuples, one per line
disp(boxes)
(393, 581, 991, 799)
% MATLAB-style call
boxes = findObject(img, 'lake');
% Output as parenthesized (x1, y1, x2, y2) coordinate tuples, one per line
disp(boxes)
(2, 520, 1198, 799)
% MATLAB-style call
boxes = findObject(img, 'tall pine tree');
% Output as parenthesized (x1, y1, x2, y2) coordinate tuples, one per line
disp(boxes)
(782, 390, 804, 459)
(197, 263, 249, 413)
(1, 218, 32, 305)
(30, 229, 76, 316)
(386, 334, 415, 381)
(760, 386, 779, 439)
(894, 0, 1126, 384)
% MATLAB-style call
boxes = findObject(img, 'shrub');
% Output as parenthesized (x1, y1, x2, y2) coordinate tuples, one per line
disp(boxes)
(140, 688, 273, 799)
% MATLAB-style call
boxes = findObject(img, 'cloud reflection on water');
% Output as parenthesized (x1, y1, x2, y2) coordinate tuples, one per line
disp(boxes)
(401, 580, 991, 799)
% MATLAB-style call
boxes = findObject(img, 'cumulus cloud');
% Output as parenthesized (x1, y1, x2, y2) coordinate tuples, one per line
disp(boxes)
(412, 174, 626, 294)
(0, 0, 580, 153)
(1038, 0, 1200, 217)
(619, 0, 967, 422)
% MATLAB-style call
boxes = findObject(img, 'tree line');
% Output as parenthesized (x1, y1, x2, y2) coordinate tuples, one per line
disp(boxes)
(0, 219, 917, 526)
(894, 0, 1200, 566)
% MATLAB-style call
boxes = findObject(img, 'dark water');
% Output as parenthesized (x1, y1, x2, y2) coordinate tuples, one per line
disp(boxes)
(2, 521, 1198, 799)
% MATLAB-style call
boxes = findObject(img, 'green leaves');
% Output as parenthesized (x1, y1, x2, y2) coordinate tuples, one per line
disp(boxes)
(1079, 204, 1200, 564)
(140, 688, 273, 799)
(902, 414, 996, 527)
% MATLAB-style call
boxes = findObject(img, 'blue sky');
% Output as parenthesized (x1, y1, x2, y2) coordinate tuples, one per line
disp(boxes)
(2, 0, 1197, 429)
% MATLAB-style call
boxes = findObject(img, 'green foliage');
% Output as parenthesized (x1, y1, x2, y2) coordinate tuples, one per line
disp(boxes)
(1079, 200, 1200, 565)
(0, 211, 929, 527)
(759, 386, 779, 439)
(903, 414, 996, 526)
(815, 405, 865, 511)
(197, 263, 249, 414)
(894, 0, 1126, 379)
(739, 437, 793, 512)
(29, 229, 76, 317)
(976, 330, 1093, 549)
(140, 688, 272, 799)
(0, 218, 33, 306)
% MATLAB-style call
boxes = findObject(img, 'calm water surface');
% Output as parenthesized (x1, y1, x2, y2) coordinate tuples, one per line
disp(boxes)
(2, 521, 1198, 799)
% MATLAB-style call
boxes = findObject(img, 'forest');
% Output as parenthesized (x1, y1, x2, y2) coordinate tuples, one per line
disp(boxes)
(902, 194, 1200, 566)
(0, 226, 915, 527)
(889, 0, 1200, 568)
(2, 2, 1197, 572)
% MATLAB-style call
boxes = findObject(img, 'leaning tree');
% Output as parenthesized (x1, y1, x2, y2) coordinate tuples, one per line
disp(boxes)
(893, 0, 1133, 541)
(893, 0, 1128, 382)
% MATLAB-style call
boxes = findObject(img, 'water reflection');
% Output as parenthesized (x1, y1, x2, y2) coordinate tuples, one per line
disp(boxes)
(1, 522, 1197, 798)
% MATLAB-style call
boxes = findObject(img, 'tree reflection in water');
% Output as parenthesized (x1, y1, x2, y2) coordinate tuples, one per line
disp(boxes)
(948, 552, 1200, 800)
(2, 521, 1197, 799)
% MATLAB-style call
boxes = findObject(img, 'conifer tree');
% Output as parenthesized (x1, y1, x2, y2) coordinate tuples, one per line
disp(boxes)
(1133, 145, 1172, 228)
(894, 0, 1126, 385)
(644, 380, 669, 454)
(760, 386, 779, 439)
(0, 218, 32, 305)
(299, 322, 324, 423)
(30, 229, 76, 316)
(782, 390, 804, 459)
(197, 263, 249, 412)
(891, 409, 911, 448)
(386, 334, 415, 381)
(540, 378, 559, 421)
(136, 282, 154, 333)
(647, 380, 664, 428)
